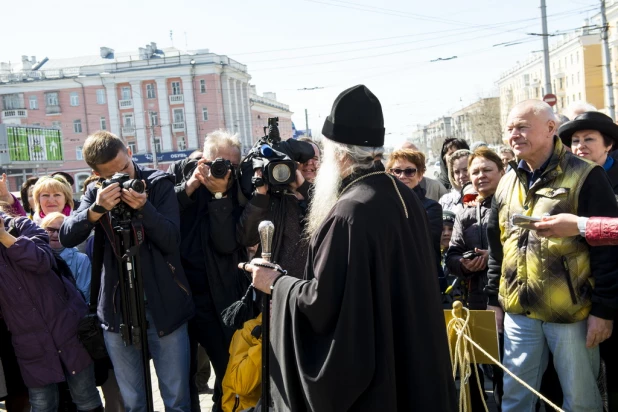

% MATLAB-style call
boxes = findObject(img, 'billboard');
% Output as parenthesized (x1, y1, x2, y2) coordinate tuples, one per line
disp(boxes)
(2, 125, 63, 162)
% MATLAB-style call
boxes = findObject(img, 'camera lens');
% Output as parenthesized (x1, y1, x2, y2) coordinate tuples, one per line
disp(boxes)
(271, 163, 291, 183)
(128, 179, 145, 193)
(210, 160, 229, 179)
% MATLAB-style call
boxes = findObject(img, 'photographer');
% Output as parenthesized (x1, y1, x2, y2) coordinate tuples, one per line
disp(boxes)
(173, 130, 249, 412)
(237, 130, 315, 279)
(60, 131, 194, 412)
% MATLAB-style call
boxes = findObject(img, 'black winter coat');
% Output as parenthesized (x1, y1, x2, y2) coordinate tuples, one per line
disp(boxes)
(60, 163, 195, 337)
(445, 196, 492, 309)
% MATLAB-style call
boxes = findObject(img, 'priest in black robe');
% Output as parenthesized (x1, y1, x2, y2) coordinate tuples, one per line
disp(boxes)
(241, 85, 456, 412)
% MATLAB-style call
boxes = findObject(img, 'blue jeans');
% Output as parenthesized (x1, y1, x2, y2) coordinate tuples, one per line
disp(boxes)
(29, 363, 101, 412)
(104, 312, 190, 412)
(502, 313, 601, 412)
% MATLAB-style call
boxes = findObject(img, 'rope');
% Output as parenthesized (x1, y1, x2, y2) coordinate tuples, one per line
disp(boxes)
(447, 309, 488, 412)
(339, 171, 408, 218)
(447, 307, 565, 412)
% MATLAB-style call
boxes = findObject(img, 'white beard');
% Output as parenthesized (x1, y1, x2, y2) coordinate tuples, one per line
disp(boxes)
(305, 141, 343, 238)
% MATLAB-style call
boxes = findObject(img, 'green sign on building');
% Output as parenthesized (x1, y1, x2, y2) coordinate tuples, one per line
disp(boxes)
(6, 126, 63, 162)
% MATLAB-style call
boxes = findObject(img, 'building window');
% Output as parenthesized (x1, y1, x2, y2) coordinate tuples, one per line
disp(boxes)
(2, 93, 24, 110)
(173, 108, 184, 123)
(76, 147, 83, 160)
(149, 111, 158, 126)
(52, 121, 61, 129)
(29, 96, 38, 110)
(96, 89, 106, 104)
(121, 87, 131, 100)
(579, 92, 582, 100)
(200, 79, 206, 93)
(127, 141, 136, 153)
(73, 119, 82, 133)
(146, 84, 156, 99)
(70, 92, 79, 107)
(171, 81, 181, 95)
(571, 74, 574, 85)
(46, 92, 59, 106)
(123, 114, 134, 126)
(202, 107, 209, 121)
(570, 54, 573, 64)
(577, 51, 580, 63)
(566, 77, 568, 87)
(100, 117, 107, 130)
(578, 72, 581, 84)
(32, 123, 41, 127)
(178, 136, 187, 150)
(154, 137, 162, 153)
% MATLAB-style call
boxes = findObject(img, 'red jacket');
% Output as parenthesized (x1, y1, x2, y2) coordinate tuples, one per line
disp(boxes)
(586, 217, 618, 246)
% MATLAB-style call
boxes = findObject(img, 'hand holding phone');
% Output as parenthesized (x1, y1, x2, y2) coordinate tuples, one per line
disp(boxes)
(511, 214, 542, 230)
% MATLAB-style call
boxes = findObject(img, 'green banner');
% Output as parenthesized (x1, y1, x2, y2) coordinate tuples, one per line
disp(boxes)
(6, 126, 63, 162)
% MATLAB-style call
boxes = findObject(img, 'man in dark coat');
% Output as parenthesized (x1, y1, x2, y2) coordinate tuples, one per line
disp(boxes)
(172, 130, 249, 411)
(241, 85, 456, 411)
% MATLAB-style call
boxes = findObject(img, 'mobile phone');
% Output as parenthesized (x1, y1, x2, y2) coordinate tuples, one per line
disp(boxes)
(511, 214, 542, 230)
(462, 251, 480, 260)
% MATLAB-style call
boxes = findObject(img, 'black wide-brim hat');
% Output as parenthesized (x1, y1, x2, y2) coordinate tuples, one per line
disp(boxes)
(322, 85, 385, 147)
(558, 111, 618, 148)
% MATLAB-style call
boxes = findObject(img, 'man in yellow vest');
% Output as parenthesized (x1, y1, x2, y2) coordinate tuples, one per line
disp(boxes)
(486, 100, 618, 412)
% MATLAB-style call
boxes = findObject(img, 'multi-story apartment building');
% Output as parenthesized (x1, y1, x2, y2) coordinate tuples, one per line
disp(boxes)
(451, 97, 501, 144)
(497, 27, 604, 125)
(0, 43, 292, 192)
(426, 117, 453, 152)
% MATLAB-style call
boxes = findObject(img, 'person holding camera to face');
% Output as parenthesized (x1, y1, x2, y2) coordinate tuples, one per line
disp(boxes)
(171, 130, 250, 412)
(236, 133, 315, 279)
(60, 131, 194, 412)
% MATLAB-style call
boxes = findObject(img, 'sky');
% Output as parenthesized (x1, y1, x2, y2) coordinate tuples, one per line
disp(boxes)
(0, 0, 603, 147)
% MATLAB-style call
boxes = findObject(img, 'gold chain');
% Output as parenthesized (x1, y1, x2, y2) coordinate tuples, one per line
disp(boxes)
(338, 171, 409, 218)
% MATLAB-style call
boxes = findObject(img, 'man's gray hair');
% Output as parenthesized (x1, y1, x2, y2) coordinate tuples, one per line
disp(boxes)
(203, 129, 242, 159)
(563, 101, 598, 121)
(324, 138, 384, 175)
(499, 146, 515, 156)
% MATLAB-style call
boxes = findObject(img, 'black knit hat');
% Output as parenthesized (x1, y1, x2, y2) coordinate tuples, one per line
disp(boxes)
(558, 111, 618, 148)
(322, 85, 385, 147)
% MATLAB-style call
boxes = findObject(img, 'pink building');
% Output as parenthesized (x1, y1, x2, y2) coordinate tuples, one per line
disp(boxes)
(0, 44, 292, 193)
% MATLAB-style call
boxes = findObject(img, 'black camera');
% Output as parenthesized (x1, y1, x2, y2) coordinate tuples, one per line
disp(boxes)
(207, 158, 232, 179)
(462, 251, 480, 260)
(101, 173, 145, 193)
(239, 117, 315, 198)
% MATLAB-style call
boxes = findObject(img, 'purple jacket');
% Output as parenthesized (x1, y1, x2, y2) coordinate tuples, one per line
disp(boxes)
(0, 215, 91, 388)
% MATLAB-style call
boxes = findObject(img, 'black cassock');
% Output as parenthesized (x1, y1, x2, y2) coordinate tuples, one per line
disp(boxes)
(270, 166, 456, 412)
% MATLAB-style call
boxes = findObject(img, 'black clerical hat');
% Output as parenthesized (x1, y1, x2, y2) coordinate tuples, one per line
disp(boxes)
(322, 85, 385, 147)
(558, 111, 618, 148)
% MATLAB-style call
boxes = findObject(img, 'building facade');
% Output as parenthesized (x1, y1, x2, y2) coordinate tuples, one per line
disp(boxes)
(0, 43, 291, 192)
(451, 97, 501, 144)
(497, 27, 604, 125)
(249, 87, 293, 146)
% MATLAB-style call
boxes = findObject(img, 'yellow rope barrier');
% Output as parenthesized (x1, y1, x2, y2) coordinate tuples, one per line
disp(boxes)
(448, 306, 565, 412)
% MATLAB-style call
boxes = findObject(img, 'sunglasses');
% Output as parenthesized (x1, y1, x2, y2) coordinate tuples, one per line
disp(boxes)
(389, 168, 417, 177)
(44, 227, 60, 235)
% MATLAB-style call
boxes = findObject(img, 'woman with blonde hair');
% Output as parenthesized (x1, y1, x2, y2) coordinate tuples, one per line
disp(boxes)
(32, 175, 74, 224)
(439, 149, 472, 214)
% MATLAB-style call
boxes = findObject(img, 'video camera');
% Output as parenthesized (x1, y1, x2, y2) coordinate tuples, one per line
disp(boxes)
(101, 172, 145, 218)
(239, 117, 315, 198)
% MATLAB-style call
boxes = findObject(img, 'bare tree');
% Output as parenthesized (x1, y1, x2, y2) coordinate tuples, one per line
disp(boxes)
(467, 97, 503, 145)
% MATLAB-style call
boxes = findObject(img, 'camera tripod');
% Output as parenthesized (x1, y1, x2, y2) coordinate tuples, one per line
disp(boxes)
(112, 211, 154, 412)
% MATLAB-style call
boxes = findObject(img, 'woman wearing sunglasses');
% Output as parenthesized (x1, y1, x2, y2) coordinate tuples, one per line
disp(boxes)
(31, 175, 75, 225)
(387, 149, 445, 288)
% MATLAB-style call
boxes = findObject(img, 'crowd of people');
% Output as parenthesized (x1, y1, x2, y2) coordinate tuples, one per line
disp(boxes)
(2, 85, 618, 412)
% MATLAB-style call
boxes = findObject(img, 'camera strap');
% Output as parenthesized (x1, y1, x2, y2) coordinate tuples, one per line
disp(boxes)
(89, 225, 105, 313)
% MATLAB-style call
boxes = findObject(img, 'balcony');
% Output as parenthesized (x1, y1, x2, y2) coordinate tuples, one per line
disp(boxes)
(169, 94, 184, 105)
(122, 126, 136, 135)
(553, 69, 566, 79)
(46, 105, 61, 115)
(2, 109, 27, 119)
(118, 99, 133, 109)
(172, 122, 185, 131)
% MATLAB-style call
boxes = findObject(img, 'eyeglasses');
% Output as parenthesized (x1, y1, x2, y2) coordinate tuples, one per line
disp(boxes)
(389, 168, 417, 177)
(44, 227, 60, 235)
